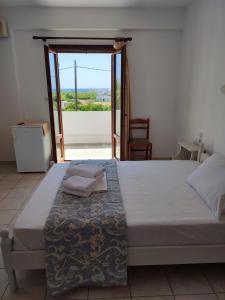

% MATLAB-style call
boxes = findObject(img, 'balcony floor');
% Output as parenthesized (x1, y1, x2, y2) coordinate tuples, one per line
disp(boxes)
(64, 143, 112, 160)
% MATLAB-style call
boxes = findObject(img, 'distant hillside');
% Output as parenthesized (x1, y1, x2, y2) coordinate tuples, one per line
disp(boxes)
(60, 88, 111, 93)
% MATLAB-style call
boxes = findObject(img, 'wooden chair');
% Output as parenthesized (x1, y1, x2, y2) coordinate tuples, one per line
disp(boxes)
(128, 118, 152, 160)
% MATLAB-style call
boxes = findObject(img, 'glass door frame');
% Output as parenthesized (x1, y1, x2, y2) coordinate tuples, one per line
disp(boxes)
(44, 44, 126, 161)
(111, 48, 126, 160)
(44, 45, 64, 162)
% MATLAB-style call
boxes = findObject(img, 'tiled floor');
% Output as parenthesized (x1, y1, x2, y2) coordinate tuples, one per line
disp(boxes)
(64, 144, 112, 160)
(1, 164, 225, 300)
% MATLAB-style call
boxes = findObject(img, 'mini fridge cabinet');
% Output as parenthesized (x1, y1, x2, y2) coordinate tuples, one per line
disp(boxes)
(12, 123, 51, 172)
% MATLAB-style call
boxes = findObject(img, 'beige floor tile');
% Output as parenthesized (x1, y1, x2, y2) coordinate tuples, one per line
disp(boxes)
(15, 179, 40, 188)
(0, 269, 8, 298)
(6, 187, 33, 199)
(0, 176, 23, 190)
(0, 164, 16, 170)
(132, 297, 174, 300)
(0, 210, 18, 225)
(167, 265, 213, 295)
(217, 293, 225, 300)
(0, 174, 6, 180)
(21, 173, 45, 180)
(0, 170, 9, 177)
(89, 285, 130, 298)
(89, 298, 130, 300)
(4, 174, 24, 181)
(175, 295, 217, 299)
(0, 198, 26, 210)
(2, 270, 45, 300)
(46, 287, 88, 299)
(0, 190, 10, 200)
(202, 264, 225, 293)
(0, 166, 16, 176)
(129, 266, 172, 297)
(0, 181, 19, 189)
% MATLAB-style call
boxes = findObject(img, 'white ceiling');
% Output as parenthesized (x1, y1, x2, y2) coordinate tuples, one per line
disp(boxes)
(0, 0, 192, 8)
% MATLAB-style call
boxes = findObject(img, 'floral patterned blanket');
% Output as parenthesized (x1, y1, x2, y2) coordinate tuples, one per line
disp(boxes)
(44, 160, 127, 296)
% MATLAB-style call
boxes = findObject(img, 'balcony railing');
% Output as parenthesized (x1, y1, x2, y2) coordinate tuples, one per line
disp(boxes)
(62, 111, 111, 144)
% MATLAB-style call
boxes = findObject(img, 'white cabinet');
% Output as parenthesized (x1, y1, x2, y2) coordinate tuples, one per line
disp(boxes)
(12, 124, 51, 172)
(173, 142, 202, 161)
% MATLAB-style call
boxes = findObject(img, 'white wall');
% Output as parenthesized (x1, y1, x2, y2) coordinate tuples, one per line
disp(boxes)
(0, 32, 23, 160)
(62, 112, 111, 144)
(177, 0, 225, 156)
(0, 7, 183, 160)
(0, 7, 184, 31)
(129, 30, 181, 157)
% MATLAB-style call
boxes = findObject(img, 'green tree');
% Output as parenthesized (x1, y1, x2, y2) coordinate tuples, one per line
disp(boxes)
(63, 102, 111, 111)
(60, 91, 97, 101)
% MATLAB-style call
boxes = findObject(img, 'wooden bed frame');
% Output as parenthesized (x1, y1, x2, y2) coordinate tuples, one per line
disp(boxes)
(2, 229, 225, 292)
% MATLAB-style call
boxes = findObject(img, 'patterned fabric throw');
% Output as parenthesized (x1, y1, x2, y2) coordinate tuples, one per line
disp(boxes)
(44, 160, 127, 296)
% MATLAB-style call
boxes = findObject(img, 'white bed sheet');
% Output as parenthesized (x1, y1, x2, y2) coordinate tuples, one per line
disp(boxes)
(13, 160, 225, 250)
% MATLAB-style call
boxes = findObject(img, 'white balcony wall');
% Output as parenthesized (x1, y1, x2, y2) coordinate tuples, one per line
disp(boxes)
(62, 111, 111, 144)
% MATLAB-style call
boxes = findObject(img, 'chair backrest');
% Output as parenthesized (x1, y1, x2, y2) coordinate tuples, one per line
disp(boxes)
(129, 118, 150, 140)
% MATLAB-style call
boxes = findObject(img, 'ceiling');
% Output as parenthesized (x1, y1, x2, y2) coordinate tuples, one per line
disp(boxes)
(0, 0, 192, 8)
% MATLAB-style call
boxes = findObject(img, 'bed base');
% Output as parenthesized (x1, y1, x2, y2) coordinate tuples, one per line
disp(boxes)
(2, 229, 225, 292)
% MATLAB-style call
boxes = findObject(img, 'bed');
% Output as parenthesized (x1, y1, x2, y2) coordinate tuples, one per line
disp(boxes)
(2, 159, 225, 292)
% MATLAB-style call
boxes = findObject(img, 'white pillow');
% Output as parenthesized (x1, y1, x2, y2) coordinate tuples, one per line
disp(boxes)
(186, 153, 225, 219)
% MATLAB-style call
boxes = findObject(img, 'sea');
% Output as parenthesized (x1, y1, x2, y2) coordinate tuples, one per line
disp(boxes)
(60, 88, 110, 93)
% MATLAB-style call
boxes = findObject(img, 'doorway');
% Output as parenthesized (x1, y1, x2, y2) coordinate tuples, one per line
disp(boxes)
(44, 44, 126, 162)
(58, 52, 112, 160)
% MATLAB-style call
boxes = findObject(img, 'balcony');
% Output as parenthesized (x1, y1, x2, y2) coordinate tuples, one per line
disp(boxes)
(62, 111, 112, 160)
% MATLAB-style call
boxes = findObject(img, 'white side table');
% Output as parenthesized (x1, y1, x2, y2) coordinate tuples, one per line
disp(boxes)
(173, 142, 202, 161)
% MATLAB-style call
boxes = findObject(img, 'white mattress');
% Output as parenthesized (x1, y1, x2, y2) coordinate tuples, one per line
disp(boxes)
(14, 160, 225, 250)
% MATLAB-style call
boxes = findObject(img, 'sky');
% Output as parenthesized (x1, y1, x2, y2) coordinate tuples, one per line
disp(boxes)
(58, 53, 111, 89)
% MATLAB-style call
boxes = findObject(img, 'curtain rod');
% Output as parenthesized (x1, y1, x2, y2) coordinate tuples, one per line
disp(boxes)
(32, 36, 132, 42)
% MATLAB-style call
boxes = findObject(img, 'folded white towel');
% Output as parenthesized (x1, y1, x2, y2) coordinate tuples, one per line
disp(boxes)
(95, 172, 107, 192)
(67, 164, 105, 178)
(63, 174, 103, 197)
(63, 187, 93, 198)
(63, 175, 97, 192)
